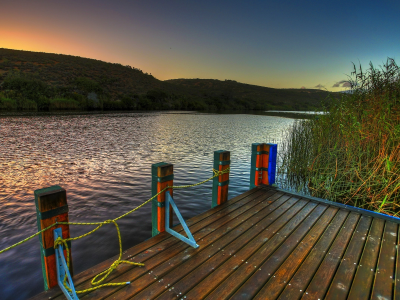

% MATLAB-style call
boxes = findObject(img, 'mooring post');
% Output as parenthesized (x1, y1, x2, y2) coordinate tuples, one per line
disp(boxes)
(212, 150, 230, 208)
(151, 162, 174, 237)
(34, 185, 72, 291)
(250, 143, 277, 189)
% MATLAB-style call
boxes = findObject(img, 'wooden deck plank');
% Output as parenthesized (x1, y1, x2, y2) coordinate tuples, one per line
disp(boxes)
(29, 186, 400, 300)
(155, 197, 310, 300)
(182, 197, 313, 300)
(205, 203, 326, 300)
(105, 194, 301, 299)
(301, 212, 360, 300)
(371, 221, 398, 299)
(79, 187, 268, 284)
(255, 209, 348, 300)
(347, 218, 385, 300)
(84, 188, 265, 279)
(142, 198, 307, 300)
(30, 187, 265, 300)
(277, 209, 350, 300)
(48, 188, 272, 300)
(230, 205, 335, 300)
(324, 215, 372, 300)
(78, 190, 291, 299)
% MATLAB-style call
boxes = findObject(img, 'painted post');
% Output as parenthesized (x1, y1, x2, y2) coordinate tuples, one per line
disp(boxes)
(34, 185, 72, 291)
(151, 162, 174, 237)
(212, 150, 230, 208)
(266, 143, 277, 186)
(250, 143, 277, 189)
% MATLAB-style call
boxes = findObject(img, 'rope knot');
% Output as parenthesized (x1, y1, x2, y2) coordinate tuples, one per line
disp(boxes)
(54, 237, 64, 249)
(110, 260, 121, 270)
(213, 167, 230, 177)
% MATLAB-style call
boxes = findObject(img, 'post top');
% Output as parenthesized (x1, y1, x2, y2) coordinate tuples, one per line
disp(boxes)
(34, 185, 67, 212)
(152, 162, 173, 177)
(214, 150, 230, 161)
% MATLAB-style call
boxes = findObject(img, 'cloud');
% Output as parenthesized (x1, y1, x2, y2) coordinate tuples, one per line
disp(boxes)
(315, 84, 325, 89)
(342, 82, 351, 87)
(333, 80, 351, 88)
(301, 86, 306, 89)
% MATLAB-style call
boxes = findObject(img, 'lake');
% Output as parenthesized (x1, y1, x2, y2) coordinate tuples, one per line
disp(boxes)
(0, 110, 308, 299)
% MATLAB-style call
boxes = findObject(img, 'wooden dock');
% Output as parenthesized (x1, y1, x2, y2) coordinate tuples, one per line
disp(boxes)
(30, 184, 400, 300)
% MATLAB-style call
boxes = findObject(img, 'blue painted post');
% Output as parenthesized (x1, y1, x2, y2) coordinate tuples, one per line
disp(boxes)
(212, 150, 230, 208)
(250, 143, 277, 189)
(265, 143, 277, 186)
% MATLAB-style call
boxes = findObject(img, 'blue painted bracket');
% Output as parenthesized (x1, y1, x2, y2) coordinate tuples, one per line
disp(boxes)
(165, 191, 199, 248)
(53, 228, 79, 300)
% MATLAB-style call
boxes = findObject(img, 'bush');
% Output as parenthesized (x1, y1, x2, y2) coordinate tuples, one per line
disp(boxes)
(35, 95, 50, 111)
(146, 89, 167, 103)
(73, 77, 103, 94)
(21, 99, 37, 111)
(0, 97, 17, 110)
(49, 97, 80, 110)
(137, 96, 152, 110)
(2, 70, 50, 100)
(121, 94, 136, 110)
(103, 99, 124, 111)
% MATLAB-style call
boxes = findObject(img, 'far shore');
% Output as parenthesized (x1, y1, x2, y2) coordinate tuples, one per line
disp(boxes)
(0, 109, 326, 120)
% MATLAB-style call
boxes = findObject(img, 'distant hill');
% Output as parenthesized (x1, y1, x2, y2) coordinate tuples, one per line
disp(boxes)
(0, 48, 341, 112)
(165, 78, 341, 111)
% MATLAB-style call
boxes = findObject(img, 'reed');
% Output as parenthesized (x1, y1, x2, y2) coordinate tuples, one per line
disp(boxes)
(21, 99, 37, 111)
(49, 97, 80, 111)
(277, 58, 400, 216)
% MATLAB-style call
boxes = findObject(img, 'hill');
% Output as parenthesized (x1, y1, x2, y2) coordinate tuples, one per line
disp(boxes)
(0, 48, 340, 112)
(165, 78, 340, 111)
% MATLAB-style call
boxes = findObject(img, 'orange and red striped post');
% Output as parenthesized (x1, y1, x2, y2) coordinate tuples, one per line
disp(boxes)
(212, 150, 230, 208)
(151, 162, 173, 237)
(34, 185, 73, 290)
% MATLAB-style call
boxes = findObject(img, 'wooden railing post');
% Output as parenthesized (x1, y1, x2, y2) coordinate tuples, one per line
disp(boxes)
(34, 185, 72, 291)
(212, 150, 230, 208)
(151, 162, 174, 237)
(250, 143, 277, 189)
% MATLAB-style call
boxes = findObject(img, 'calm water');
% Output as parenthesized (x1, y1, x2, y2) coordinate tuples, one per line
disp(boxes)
(0, 111, 300, 299)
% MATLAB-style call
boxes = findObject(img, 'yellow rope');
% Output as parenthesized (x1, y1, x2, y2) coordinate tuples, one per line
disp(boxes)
(0, 167, 230, 294)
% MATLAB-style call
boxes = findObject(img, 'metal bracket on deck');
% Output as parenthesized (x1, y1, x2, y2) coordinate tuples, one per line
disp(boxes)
(165, 191, 199, 248)
(53, 228, 79, 300)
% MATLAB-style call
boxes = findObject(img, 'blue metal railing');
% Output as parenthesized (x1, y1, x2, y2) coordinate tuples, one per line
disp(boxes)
(53, 228, 79, 300)
(165, 191, 199, 248)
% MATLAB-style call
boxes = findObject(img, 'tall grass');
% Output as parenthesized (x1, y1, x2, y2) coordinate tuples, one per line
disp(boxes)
(277, 58, 400, 216)
(49, 97, 80, 110)
(21, 99, 37, 111)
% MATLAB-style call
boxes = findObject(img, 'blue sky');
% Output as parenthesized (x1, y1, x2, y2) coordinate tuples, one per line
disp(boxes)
(1, 0, 399, 91)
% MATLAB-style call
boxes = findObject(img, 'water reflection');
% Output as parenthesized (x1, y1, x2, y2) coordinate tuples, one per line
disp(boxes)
(0, 111, 297, 299)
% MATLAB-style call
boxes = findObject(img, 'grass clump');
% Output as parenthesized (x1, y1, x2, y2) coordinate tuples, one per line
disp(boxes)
(49, 97, 80, 110)
(277, 57, 400, 216)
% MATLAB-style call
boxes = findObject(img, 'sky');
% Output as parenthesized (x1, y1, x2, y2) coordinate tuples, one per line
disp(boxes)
(1, 0, 399, 92)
